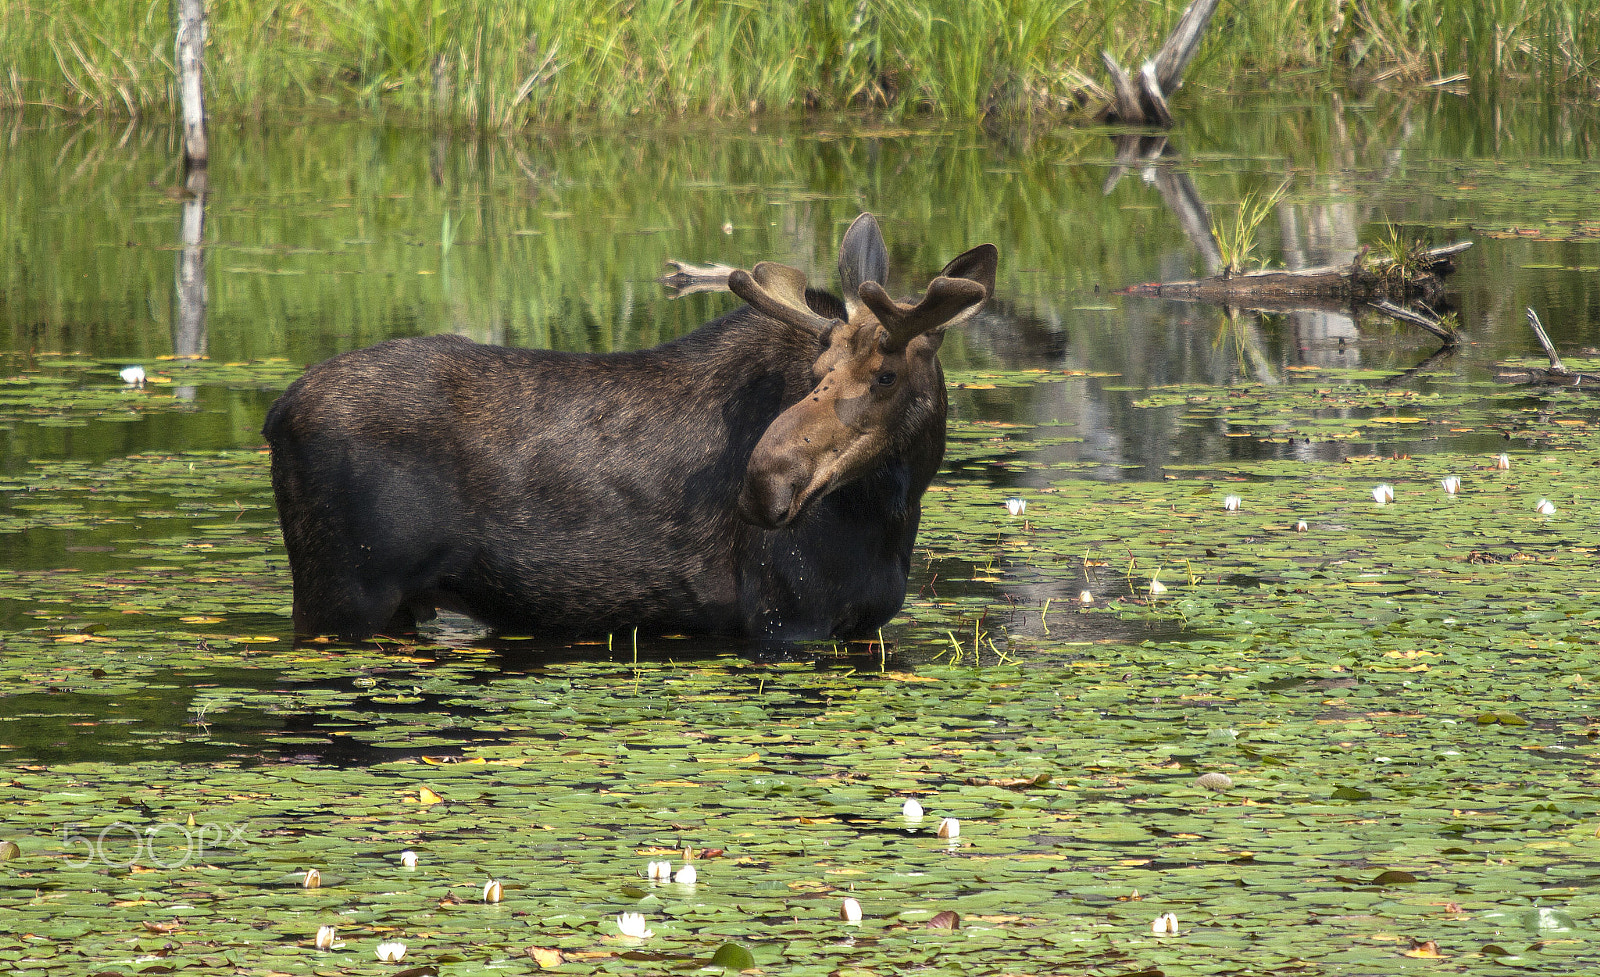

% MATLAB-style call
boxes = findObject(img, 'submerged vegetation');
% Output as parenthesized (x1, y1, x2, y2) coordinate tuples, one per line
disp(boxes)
(4, 355, 1600, 973)
(2, 0, 1597, 124)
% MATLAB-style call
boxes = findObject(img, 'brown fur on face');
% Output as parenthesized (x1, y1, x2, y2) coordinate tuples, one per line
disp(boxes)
(737, 244, 995, 530)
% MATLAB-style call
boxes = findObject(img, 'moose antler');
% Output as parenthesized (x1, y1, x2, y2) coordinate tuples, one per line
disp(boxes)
(728, 261, 839, 334)
(859, 277, 988, 352)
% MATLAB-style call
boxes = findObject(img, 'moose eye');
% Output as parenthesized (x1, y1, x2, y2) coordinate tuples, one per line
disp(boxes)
(876, 371, 898, 387)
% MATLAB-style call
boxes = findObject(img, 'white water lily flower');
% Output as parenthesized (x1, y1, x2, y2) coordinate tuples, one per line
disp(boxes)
(1495, 452, 1512, 470)
(375, 941, 406, 962)
(841, 897, 863, 923)
(616, 912, 654, 939)
(901, 798, 924, 821)
(1005, 496, 1027, 517)
(120, 365, 146, 386)
(1079, 589, 1093, 603)
(483, 879, 502, 903)
(646, 860, 672, 882)
(1294, 520, 1308, 532)
(1148, 578, 1167, 596)
(673, 864, 697, 885)
(315, 925, 336, 950)
(1372, 483, 1394, 504)
(399, 850, 417, 869)
(1222, 495, 1241, 511)
(936, 817, 960, 839)
(1441, 476, 1461, 495)
(302, 868, 321, 889)
(1152, 912, 1179, 935)
(1536, 498, 1556, 515)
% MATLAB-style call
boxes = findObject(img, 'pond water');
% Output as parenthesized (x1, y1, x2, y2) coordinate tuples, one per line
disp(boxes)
(3, 94, 1600, 974)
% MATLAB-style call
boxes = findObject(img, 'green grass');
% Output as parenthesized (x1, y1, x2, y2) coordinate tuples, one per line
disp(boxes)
(2, 0, 1597, 125)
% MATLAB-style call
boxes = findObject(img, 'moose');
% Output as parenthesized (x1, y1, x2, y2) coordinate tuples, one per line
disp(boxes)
(263, 214, 998, 641)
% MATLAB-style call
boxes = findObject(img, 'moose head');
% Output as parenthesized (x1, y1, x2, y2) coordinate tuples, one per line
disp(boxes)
(729, 214, 999, 529)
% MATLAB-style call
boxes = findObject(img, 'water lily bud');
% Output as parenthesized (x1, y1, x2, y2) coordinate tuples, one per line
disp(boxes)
(936, 817, 960, 839)
(315, 925, 336, 950)
(841, 897, 863, 923)
(120, 365, 146, 386)
(1495, 452, 1512, 470)
(901, 798, 924, 821)
(721, 221, 734, 235)
(673, 864, 697, 885)
(1294, 520, 1308, 533)
(616, 912, 654, 939)
(483, 879, 502, 903)
(375, 941, 406, 962)
(1196, 772, 1233, 791)
(1079, 590, 1093, 603)
(1536, 498, 1556, 515)
(1152, 912, 1179, 935)
(1005, 496, 1027, 517)
(399, 850, 418, 869)
(1440, 476, 1461, 495)
(1148, 578, 1167, 595)
(302, 868, 321, 889)
(1372, 484, 1394, 504)
(647, 860, 672, 882)
(1222, 495, 1241, 511)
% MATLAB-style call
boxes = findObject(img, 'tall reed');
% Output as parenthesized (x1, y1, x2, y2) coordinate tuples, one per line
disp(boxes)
(2, 0, 1595, 123)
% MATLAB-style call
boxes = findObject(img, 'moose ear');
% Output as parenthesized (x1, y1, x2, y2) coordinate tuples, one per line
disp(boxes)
(939, 244, 998, 300)
(861, 276, 988, 353)
(838, 213, 889, 322)
(729, 262, 839, 335)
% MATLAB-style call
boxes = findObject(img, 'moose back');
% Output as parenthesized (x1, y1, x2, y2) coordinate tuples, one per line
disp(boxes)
(263, 215, 997, 640)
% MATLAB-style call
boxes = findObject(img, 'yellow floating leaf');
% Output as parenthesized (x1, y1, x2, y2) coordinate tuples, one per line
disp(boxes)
(234, 635, 279, 643)
(421, 755, 485, 765)
(415, 786, 444, 805)
(1368, 416, 1426, 424)
(528, 947, 565, 969)
(53, 634, 113, 644)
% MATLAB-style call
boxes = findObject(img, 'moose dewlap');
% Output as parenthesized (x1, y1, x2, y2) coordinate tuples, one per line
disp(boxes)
(263, 215, 997, 641)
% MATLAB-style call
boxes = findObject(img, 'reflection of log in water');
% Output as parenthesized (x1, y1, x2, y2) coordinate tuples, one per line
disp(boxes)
(1103, 135, 1222, 276)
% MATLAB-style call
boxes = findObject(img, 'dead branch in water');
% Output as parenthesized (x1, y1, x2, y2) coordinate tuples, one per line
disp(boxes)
(1368, 299, 1457, 345)
(1525, 307, 1569, 376)
(1098, 0, 1221, 126)
(1495, 308, 1600, 385)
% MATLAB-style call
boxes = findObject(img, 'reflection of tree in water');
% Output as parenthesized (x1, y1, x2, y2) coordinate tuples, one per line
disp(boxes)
(172, 167, 208, 400)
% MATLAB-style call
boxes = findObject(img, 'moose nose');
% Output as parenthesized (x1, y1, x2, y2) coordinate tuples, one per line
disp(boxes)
(738, 452, 807, 529)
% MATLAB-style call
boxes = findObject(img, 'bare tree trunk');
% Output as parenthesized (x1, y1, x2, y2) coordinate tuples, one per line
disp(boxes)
(175, 0, 208, 166)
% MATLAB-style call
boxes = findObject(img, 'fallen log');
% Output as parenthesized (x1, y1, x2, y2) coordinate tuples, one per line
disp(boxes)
(1119, 241, 1472, 305)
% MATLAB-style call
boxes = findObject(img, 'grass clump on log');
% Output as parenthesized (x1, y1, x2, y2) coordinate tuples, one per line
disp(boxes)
(1, 0, 1597, 124)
